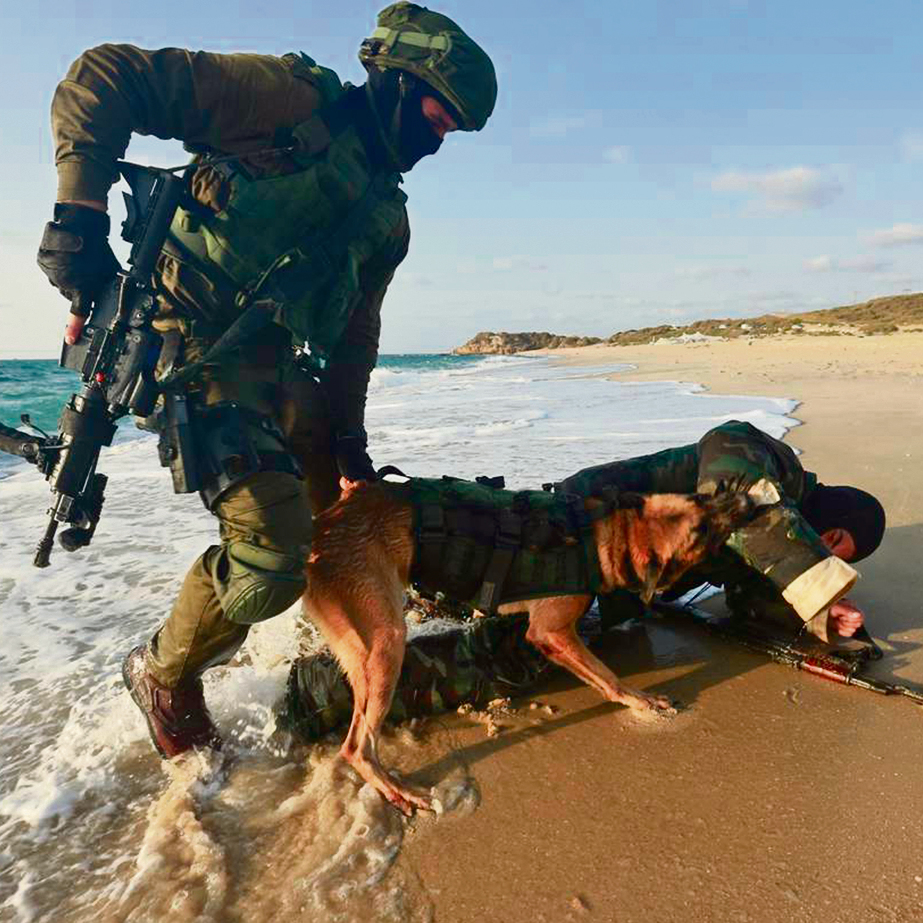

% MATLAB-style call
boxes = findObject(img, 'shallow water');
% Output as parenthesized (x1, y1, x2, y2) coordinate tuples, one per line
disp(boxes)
(0, 355, 798, 921)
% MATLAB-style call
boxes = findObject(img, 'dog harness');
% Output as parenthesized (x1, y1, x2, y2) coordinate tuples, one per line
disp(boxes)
(405, 475, 617, 613)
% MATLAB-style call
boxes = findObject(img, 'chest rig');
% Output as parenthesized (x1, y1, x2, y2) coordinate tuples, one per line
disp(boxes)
(164, 53, 407, 360)
(407, 476, 618, 612)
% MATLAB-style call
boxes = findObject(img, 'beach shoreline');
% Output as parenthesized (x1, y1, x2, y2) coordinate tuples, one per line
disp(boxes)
(397, 330, 923, 923)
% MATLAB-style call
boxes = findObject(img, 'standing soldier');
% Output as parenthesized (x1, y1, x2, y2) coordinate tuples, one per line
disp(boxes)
(36, 3, 497, 758)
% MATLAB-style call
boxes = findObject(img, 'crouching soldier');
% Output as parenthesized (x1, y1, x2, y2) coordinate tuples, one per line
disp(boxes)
(37, 3, 497, 758)
(558, 419, 885, 650)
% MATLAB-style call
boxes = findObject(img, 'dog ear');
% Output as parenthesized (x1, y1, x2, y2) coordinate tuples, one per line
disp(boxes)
(638, 551, 663, 605)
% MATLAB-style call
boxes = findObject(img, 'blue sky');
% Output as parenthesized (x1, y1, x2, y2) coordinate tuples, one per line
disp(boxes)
(1, 0, 921, 356)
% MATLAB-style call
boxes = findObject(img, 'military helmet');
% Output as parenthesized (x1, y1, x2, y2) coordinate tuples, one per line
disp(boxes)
(359, 2, 497, 131)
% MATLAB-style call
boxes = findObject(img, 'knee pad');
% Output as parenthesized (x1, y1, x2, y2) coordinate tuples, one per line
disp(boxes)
(211, 540, 307, 625)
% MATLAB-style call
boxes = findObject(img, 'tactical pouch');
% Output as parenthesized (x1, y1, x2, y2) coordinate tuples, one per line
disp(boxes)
(153, 393, 201, 494)
(142, 398, 302, 509)
(193, 402, 302, 511)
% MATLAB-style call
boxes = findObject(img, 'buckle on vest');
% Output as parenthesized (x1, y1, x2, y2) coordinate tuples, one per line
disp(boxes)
(418, 504, 445, 543)
(496, 509, 523, 547)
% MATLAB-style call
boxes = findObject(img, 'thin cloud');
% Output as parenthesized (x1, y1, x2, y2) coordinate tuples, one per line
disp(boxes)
(804, 255, 891, 273)
(712, 166, 843, 211)
(529, 111, 600, 138)
(492, 255, 548, 272)
(804, 255, 834, 272)
(868, 223, 923, 247)
(673, 264, 752, 280)
(602, 145, 630, 163)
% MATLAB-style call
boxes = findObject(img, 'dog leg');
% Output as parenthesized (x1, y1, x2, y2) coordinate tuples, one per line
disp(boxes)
(305, 584, 433, 815)
(525, 596, 676, 715)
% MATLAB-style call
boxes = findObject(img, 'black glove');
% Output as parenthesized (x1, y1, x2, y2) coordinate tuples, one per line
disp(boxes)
(335, 430, 377, 482)
(37, 204, 120, 312)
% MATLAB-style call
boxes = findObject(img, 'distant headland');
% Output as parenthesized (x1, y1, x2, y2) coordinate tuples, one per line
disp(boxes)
(452, 292, 923, 355)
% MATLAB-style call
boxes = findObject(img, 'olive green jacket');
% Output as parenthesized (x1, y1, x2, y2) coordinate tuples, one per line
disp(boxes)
(51, 44, 411, 431)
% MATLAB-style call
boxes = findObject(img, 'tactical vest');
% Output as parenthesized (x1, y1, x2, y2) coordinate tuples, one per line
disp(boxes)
(408, 477, 610, 612)
(165, 53, 408, 358)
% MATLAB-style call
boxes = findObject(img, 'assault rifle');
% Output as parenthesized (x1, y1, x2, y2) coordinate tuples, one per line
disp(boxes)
(0, 162, 187, 567)
(653, 600, 923, 707)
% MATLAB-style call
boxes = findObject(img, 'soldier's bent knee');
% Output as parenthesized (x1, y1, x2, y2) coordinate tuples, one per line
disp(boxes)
(211, 540, 307, 624)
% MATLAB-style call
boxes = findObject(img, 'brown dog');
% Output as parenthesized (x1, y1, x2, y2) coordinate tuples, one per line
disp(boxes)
(303, 480, 756, 814)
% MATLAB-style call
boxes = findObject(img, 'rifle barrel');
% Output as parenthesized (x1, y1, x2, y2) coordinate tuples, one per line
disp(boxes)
(0, 421, 43, 461)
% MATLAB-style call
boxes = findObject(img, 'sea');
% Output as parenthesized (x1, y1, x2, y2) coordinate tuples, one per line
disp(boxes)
(0, 353, 798, 922)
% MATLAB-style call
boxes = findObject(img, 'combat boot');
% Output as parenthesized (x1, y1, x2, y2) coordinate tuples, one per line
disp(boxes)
(122, 646, 222, 758)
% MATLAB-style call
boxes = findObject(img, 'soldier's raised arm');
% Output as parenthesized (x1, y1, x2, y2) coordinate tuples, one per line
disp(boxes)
(43, 44, 325, 341)
(696, 421, 859, 636)
(52, 44, 322, 205)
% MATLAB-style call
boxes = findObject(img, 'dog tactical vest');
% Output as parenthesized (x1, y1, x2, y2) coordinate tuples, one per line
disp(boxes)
(165, 53, 408, 359)
(408, 477, 612, 612)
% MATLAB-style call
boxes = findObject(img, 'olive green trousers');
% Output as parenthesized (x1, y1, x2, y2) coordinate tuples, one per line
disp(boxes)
(148, 348, 341, 688)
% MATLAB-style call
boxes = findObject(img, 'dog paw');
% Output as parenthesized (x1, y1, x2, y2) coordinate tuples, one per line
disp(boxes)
(382, 777, 435, 817)
(618, 688, 677, 716)
(640, 695, 677, 717)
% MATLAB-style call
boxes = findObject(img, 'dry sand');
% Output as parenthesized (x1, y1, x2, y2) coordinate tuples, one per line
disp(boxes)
(394, 331, 923, 923)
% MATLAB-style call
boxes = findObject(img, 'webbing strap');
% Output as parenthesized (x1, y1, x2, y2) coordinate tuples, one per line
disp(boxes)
(376, 464, 410, 480)
(566, 495, 604, 593)
(475, 509, 522, 613)
(370, 27, 450, 51)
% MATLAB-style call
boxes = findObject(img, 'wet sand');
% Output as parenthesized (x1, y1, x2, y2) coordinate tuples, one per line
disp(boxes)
(395, 331, 923, 923)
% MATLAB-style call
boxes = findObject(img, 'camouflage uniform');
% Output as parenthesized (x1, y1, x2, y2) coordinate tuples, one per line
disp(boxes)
(557, 420, 858, 640)
(282, 614, 548, 741)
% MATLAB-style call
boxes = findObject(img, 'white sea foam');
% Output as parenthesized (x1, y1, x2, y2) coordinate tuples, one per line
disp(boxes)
(0, 354, 798, 920)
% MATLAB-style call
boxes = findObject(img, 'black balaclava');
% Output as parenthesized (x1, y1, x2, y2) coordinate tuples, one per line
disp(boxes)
(364, 67, 446, 171)
(800, 485, 886, 562)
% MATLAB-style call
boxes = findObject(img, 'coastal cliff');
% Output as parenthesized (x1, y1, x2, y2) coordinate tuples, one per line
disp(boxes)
(452, 331, 603, 355)
(452, 292, 923, 354)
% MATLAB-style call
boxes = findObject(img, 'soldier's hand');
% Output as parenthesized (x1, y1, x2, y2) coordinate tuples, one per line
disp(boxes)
(335, 431, 378, 483)
(37, 203, 120, 336)
(828, 597, 864, 637)
(65, 311, 87, 346)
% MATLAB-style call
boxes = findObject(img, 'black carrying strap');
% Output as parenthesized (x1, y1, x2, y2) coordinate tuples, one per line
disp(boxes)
(475, 507, 524, 613)
(376, 464, 411, 480)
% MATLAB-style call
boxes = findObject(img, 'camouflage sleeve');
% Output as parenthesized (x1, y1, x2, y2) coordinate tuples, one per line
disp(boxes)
(322, 213, 410, 434)
(697, 421, 856, 623)
(52, 44, 323, 203)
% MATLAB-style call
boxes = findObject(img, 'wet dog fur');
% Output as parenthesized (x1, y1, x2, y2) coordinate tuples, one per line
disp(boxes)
(303, 481, 756, 814)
